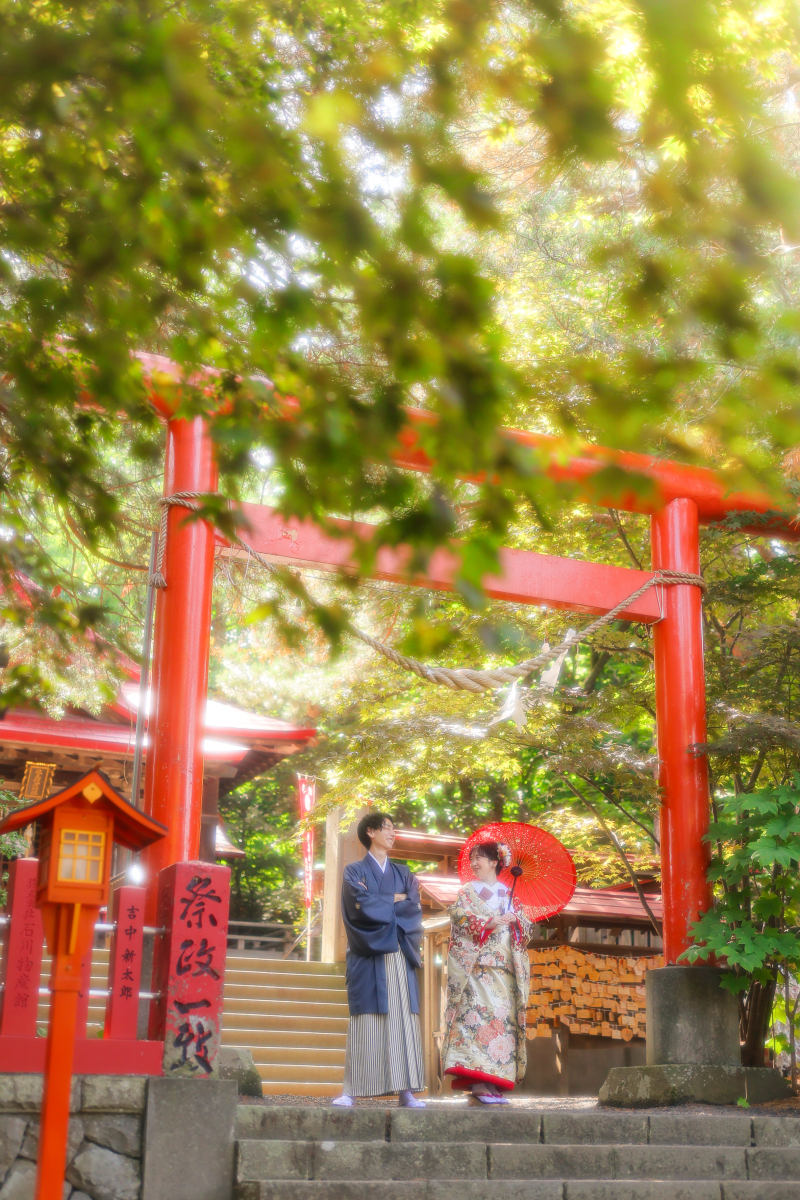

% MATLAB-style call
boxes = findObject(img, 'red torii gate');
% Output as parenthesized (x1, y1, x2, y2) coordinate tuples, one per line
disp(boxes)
(137, 357, 797, 968)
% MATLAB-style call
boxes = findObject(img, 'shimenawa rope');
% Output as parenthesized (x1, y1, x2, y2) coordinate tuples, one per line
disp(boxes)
(150, 492, 705, 696)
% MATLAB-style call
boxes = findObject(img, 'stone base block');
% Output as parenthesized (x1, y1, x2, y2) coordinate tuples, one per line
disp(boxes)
(218, 1047, 263, 1098)
(142, 1077, 237, 1200)
(647, 967, 741, 1067)
(599, 1064, 792, 1108)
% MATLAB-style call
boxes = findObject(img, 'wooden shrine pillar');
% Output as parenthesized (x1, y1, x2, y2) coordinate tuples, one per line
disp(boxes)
(199, 776, 220, 864)
(320, 806, 367, 963)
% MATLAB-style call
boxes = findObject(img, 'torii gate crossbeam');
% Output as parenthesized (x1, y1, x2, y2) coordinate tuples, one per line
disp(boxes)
(218, 505, 663, 622)
(212, 502, 704, 963)
(137, 379, 795, 964)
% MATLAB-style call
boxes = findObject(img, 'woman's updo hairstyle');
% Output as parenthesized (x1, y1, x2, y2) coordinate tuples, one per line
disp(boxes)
(470, 840, 503, 878)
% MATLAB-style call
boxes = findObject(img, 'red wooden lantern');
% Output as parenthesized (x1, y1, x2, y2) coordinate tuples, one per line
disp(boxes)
(0, 769, 166, 1200)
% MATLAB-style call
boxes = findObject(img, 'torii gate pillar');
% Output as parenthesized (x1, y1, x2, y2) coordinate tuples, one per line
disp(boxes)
(140, 415, 217, 905)
(601, 496, 776, 1106)
(651, 498, 712, 964)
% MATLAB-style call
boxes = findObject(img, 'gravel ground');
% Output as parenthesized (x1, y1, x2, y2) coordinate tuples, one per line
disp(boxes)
(238, 1093, 800, 1117)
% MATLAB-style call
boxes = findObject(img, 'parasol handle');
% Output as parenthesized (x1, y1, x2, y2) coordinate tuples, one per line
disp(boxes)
(507, 864, 523, 912)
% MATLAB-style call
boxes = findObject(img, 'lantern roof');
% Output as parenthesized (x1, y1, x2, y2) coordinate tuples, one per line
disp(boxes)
(0, 768, 167, 851)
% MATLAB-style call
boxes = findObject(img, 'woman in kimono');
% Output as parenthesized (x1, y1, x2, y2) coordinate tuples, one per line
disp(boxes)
(441, 841, 533, 1104)
(332, 812, 426, 1107)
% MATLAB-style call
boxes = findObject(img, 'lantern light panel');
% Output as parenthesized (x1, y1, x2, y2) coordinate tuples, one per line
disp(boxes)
(57, 830, 105, 883)
(37, 807, 113, 908)
(0, 768, 168, 912)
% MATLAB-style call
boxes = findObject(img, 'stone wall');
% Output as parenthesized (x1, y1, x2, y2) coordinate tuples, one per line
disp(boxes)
(0, 1074, 238, 1200)
(0, 1075, 145, 1200)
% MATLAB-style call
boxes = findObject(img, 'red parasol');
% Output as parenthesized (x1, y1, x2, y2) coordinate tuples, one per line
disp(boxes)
(458, 821, 576, 921)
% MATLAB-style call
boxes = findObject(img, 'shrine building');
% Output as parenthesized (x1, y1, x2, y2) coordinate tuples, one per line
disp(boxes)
(0, 656, 315, 868)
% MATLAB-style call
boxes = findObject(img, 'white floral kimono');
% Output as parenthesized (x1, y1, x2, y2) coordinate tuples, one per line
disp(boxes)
(441, 881, 533, 1091)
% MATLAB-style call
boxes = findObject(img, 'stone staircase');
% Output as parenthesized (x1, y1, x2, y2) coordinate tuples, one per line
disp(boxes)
(233, 1104, 800, 1199)
(35, 945, 348, 1096)
(222, 955, 348, 1097)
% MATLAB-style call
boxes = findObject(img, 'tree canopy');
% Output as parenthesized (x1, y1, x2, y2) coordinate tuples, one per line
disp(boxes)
(3, 0, 800, 674)
(4, 0, 800, 1055)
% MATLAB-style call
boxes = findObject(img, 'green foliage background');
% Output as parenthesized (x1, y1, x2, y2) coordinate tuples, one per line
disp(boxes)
(4, 0, 800, 686)
(219, 765, 306, 923)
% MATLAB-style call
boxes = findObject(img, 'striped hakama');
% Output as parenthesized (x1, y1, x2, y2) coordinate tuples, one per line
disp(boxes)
(343, 950, 425, 1096)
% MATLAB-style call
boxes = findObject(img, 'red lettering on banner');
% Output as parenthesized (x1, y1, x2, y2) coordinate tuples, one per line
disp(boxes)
(104, 886, 146, 1041)
(149, 862, 230, 1077)
(0, 859, 44, 1037)
(298, 777, 316, 910)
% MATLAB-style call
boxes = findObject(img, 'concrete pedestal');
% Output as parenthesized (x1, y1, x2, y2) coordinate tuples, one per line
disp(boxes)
(599, 1063, 791, 1106)
(599, 966, 791, 1107)
(646, 966, 740, 1066)
(218, 1046, 263, 1097)
(141, 1077, 237, 1200)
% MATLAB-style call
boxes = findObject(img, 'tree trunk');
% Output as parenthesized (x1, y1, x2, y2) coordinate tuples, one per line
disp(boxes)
(785, 968, 798, 1093)
(740, 978, 777, 1067)
(458, 776, 476, 819)
(489, 780, 506, 823)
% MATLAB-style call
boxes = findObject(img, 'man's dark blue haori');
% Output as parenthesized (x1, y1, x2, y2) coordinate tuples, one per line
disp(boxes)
(342, 853, 423, 1015)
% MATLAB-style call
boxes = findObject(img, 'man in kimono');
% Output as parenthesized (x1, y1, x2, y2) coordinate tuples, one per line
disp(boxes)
(332, 812, 426, 1107)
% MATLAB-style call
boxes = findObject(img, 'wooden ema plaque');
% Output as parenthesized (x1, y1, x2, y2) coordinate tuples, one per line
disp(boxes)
(149, 861, 231, 1077)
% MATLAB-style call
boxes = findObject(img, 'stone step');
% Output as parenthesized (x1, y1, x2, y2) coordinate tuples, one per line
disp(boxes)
(223, 998, 350, 1020)
(234, 1106, 797, 1148)
(222, 1013, 349, 1036)
(223, 1041, 346, 1066)
(220, 959, 347, 1081)
(222, 1024, 347, 1045)
(236, 1139, 800, 1184)
(223, 984, 347, 1004)
(225, 969, 347, 989)
(234, 1182, 800, 1200)
(221, 1032, 345, 1051)
(244, 1063, 345, 1085)
(224, 977, 343, 991)
(237, 1108, 386, 1141)
(259, 1082, 344, 1098)
(223, 976, 345, 994)
(225, 957, 345, 977)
